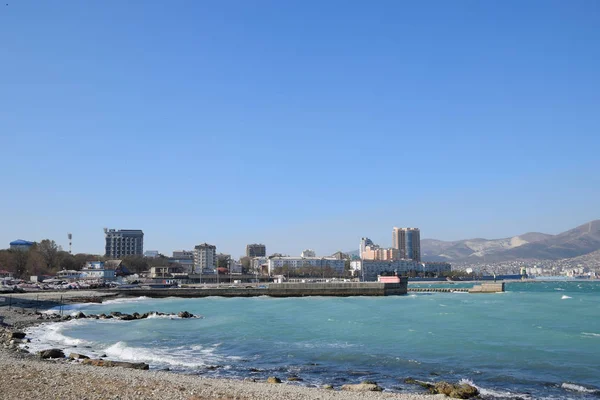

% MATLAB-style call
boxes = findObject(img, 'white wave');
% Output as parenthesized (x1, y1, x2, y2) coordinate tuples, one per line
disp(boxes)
(104, 341, 204, 368)
(100, 296, 151, 305)
(145, 313, 182, 319)
(561, 382, 600, 394)
(24, 320, 92, 353)
(554, 288, 565, 291)
(561, 295, 572, 299)
(103, 341, 230, 369)
(582, 332, 600, 338)
(459, 379, 533, 400)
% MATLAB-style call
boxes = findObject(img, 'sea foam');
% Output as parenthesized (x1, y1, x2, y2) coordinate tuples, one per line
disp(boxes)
(103, 341, 229, 369)
(561, 382, 600, 394)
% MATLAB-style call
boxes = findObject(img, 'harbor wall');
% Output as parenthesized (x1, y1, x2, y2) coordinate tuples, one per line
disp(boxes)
(469, 282, 505, 293)
(115, 281, 407, 298)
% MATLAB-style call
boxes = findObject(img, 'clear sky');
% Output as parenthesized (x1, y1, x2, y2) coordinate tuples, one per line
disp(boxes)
(1, 1, 599, 257)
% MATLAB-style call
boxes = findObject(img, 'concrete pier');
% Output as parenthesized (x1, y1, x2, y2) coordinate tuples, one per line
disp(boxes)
(114, 281, 408, 298)
(407, 282, 505, 294)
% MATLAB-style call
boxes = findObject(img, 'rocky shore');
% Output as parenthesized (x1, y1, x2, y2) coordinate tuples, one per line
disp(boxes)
(0, 291, 476, 400)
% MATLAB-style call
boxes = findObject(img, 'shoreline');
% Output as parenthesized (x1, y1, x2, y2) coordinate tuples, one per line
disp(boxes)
(0, 291, 437, 400)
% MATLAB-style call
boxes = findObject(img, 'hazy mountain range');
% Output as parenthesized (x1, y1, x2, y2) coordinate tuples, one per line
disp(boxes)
(422, 220, 600, 262)
(346, 220, 600, 263)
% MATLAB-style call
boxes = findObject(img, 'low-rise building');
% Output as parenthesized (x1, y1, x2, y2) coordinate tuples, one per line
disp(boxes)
(81, 261, 117, 281)
(268, 257, 345, 275)
(301, 249, 316, 258)
(144, 250, 159, 258)
(57, 270, 81, 280)
(351, 260, 451, 281)
(422, 262, 451, 275)
(9, 240, 34, 251)
(150, 265, 186, 279)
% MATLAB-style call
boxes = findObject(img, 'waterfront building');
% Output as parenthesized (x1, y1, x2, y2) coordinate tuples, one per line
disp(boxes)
(422, 262, 452, 275)
(267, 256, 345, 275)
(104, 229, 144, 258)
(144, 250, 159, 258)
(361, 245, 400, 261)
(330, 251, 349, 260)
(150, 265, 185, 279)
(172, 250, 194, 259)
(169, 251, 195, 274)
(56, 270, 81, 280)
(246, 244, 266, 258)
(9, 239, 34, 251)
(194, 243, 217, 272)
(251, 257, 270, 275)
(351, 260, 451, 281)
(392, 227, 421, 262)
(80, 261, 116, 281)
(359, 237, 374, 259)
(301, 249, 316, 258)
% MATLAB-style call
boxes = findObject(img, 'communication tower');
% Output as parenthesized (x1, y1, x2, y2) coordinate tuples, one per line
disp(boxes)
(68, 233, 72, 254)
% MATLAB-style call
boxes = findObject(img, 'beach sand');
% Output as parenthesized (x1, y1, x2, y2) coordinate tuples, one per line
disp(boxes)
(0, 291, 437, 400)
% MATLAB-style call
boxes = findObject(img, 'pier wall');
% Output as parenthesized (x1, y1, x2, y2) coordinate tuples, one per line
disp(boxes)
(115, 281, 407, 298)
(469, 282, 505, 293)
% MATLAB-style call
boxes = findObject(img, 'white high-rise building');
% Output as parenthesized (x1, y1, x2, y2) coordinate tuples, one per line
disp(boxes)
(193, 243, 216, 272)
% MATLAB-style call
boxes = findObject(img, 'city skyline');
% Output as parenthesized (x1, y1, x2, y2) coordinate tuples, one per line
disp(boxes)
(1, 2, 599, 257)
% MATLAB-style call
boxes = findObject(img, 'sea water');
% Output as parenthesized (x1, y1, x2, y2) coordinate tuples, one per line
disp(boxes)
(26, 281, 600, 399)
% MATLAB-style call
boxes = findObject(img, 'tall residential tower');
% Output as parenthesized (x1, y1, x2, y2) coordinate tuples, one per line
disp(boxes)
(392, 227, 421, 262)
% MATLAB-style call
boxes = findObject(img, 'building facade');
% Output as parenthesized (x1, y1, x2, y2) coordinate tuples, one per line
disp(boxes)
(170, 250, 195, 274)
(194, 243, 217, 272)
(172, 250, 194, 259)
(361, 245, 400, 261)
(359, 237, 374, 259)
(144, 250, 159, 258)
(246, 244, 266, 258)
(267, 257, 345, 275)
(351, 260, 451, 281)
(300, 249, 316, 258)
(392, 227, 421, 262)
(104, 229, 144, 258)
(351, 259, 421, 281)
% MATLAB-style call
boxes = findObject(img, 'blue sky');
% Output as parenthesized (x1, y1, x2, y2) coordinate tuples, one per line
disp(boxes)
(1, 1, 599, 257)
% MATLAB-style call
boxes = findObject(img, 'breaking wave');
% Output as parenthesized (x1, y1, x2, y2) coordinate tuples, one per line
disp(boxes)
(104, 341, 227, 369)
(561, 382, 600, 394)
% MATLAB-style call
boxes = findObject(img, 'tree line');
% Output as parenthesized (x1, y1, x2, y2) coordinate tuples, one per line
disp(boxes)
(0, 239, 172, 279)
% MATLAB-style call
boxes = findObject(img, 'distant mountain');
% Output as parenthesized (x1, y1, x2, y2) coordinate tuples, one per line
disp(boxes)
(422, 220, 600, 262)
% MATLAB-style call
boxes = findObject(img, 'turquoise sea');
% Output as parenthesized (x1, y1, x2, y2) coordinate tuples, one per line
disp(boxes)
(26, 281, 600, 399)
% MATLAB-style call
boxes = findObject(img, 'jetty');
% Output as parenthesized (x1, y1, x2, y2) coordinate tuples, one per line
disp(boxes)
(408, 282, 505, 294)
(114, 281, 408, 298)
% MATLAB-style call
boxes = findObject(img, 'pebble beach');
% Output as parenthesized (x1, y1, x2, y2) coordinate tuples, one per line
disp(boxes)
(0, 291, 436, 400)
